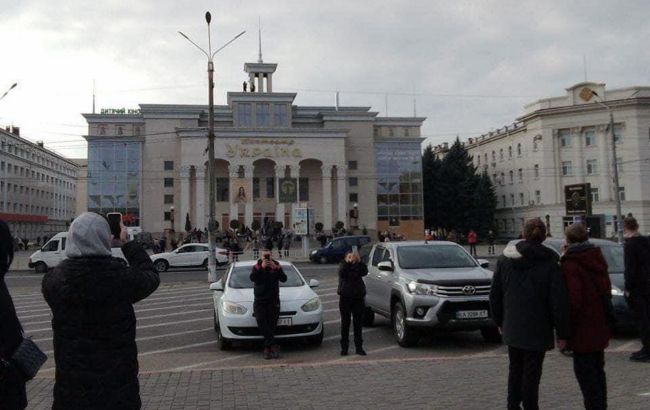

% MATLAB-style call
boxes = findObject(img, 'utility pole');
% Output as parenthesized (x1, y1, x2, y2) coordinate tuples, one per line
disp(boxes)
(179, 13, 245, 282)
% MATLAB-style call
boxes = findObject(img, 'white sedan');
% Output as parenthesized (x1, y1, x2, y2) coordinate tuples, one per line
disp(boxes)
(209, 260, 324, 350)
(150, 243, 229, 272)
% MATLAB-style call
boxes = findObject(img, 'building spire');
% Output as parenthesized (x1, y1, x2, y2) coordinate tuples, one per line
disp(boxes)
(257, 17, 263, 63)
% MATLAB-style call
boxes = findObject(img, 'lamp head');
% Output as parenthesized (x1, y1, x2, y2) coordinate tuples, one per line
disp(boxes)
(205, 12, 211, 24)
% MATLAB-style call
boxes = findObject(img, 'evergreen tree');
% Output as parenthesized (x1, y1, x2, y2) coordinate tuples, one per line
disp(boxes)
(184, 213, 192, 233)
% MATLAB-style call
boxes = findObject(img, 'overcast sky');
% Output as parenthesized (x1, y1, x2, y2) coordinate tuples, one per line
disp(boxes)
(1, 0, 649, 159)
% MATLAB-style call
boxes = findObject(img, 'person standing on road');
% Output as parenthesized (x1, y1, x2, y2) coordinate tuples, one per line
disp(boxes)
(622, 216, 650, 362)
(560, 223, 611, 410)
(282, 233, 292, 258)
(42, 212, 160, 410)
(337, 251, 368, 356)
(490, 218, 571, 410)
(468, 229, 478, 257)
(487, 230, 496, 255)
(250, 250, 287, 360)
(0, 220, 28, 410)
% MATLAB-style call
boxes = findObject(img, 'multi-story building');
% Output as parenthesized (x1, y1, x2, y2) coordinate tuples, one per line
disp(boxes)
(82, 58, 426, 239)
(435, 82, 650, 238)
(0, 126, 79, 240)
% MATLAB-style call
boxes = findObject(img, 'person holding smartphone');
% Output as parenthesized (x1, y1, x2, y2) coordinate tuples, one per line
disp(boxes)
(338, 251, 368, 356)
(250, 250, 287, 359)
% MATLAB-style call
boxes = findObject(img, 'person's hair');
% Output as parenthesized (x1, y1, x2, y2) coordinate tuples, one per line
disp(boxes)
(565, 223, 588, 244)
(523, 218, 546, 243)
(624, 216, 639, 231)
(0, 220, 15, 273)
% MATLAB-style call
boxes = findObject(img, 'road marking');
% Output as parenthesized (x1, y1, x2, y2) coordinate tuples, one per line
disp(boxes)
(637, 392, 650, 397)
(612, 340, 639, 352)
(161, 353, 254, 372)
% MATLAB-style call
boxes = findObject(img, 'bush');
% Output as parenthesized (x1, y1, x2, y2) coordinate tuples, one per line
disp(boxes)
(229, 219, 240, 230)
(334, 221, 345, 231)
(251, 220, 261, 232)
(315, 222, 324, 232)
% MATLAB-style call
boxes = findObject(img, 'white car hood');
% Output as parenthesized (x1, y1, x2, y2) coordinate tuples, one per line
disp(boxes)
(225, 285, 317, 303)
(150, 251, 174, 260)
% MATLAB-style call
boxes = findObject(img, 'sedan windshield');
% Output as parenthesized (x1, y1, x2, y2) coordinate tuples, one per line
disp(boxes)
(228, 265, 305, 288)
(397, 245, 477, 269)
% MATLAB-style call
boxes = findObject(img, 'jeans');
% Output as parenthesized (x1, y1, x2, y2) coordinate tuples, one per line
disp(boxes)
(573, 351, 607, 410)
(339, 297, 364, 350)
(254, 301, 280, 348)
(507, 346, 546, 410)
(469, 243, 477, 257)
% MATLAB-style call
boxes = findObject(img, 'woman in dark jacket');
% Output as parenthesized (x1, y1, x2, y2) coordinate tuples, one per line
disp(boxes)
(560, 223, 611, 410)
(42, 213, 160, 410)
(0, 220, 28, 410)
(338, 251, 368, 356)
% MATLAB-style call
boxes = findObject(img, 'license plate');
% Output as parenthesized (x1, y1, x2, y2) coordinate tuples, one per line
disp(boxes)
(456, 310, 488, 319)
(277, 317, 292, 326)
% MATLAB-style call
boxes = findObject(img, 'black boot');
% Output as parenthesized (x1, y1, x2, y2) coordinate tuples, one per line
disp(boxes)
(355, 345, 367, 356)
(341, 341, 349, 356)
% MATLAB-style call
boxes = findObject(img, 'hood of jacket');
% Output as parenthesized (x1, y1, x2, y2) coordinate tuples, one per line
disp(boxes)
(502, 240, 558, 269)
(66, 212, 112, 258)
(562, 242, 608, 276)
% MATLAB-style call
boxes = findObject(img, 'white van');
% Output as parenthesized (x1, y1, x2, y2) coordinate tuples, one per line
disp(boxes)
(29, 232, 127, 273)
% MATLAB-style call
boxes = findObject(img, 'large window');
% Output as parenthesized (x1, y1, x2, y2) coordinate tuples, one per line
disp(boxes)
(274, 104, 288, 126)
(238, 103, 252, 126)
(253, 177, 260, 199)
(256, 103, 271, 127)
(266, 177, 275, 198)
(586, 159, 598, 175)
(585, 129, 596, 147)
(561, 161, 572, 176)
(164, 161, 174, 171)
(375, 142, 423, 222)
(216, 178, 229, 202)
(559, 129, 571, 147)
(299, 177, 309, 201)
(590, 187, 599, 203)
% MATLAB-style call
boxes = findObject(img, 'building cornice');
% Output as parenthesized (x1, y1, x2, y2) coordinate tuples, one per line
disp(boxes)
(517, 97, 650, 122)
(176, 127, 348, 139)
(0, 128, 81, 167)
(374, 117, 427, 126)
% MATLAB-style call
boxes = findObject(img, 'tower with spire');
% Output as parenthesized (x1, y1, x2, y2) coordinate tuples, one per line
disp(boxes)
(244, 18, 277, 92)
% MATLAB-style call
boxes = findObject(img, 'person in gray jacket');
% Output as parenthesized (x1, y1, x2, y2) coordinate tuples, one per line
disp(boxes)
(490, 218, 571, 410)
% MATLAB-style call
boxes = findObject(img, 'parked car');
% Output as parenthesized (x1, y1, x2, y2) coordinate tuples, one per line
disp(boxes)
(362, 240, 499, 347)
(309, 235, 371, 264)
(29, 232, 126, 273)
(507, 238, 634, 331)
(209, 260, 324, 350)
(150, 243, 229, 272)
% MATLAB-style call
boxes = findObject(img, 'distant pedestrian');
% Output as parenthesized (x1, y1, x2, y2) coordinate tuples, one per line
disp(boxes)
(252, 238, 260, 259)
(276, 235, 283, 259)
(337, 251, 368, 356)
(487, 230, 496, 255)
(0, 220, 28, 410)
(42, 212, 159, 410)
(282, 234, 291, 257)
(560, 223, 611, 410)
(264, 235, 274, 254)
(447, 230, 457, 243)
(490, 218, 571, 410)
(623, 216, 650, 362)
(468, 229, 478, 257)
(230, 240, 242, 262)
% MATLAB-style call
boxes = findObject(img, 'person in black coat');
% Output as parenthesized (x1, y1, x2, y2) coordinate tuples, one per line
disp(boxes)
(623, 216, 650, 362)
(0, 220, 28, 410)
(338, 251, 368, 356)
(490, 218, 571, 410)
(42, 212, 160, 410)
(250, 250, 287, 360)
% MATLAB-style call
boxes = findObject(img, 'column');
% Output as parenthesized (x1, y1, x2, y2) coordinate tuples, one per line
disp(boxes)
(597, 124, 612, 202)
(288, 164, 300, 227)
(228, 165, 239, 225)
(267, 74, 273, 92)
(275, 164, 285, 224)
(258, 74, 264, 92)
(336, 164, 347, 227)
(572, 127, 584, 183)
(179, 167, 191, 232)
(195, 167, 206, 230)
(243, 164, 254, 228)
(249, 73, 255, 90)
(321, 164, 333, 232)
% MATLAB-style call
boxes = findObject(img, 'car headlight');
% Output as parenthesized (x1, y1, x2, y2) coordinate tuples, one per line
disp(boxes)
(301, 297, 321, 312)
(311, 250, 317, 255)
(407, 281, 438, 296)
(222, 300, 248, 315)
(611, 286, 625, 296)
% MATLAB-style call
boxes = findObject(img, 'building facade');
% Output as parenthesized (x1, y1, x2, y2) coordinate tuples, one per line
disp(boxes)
(436, 82, 650, 238)
(0, 126, 80, 240)
(82, 59, 426, 239)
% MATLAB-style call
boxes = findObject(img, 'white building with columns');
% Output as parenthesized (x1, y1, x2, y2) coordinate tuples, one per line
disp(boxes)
(435, 82, 650, 238)
(82, 58, 426, 239)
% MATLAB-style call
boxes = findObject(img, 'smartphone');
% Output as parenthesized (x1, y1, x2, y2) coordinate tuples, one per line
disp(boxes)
(107, 212, 122, 239)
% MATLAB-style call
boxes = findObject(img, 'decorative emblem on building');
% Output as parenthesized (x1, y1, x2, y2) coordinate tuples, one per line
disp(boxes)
(579, 87, 594, 102)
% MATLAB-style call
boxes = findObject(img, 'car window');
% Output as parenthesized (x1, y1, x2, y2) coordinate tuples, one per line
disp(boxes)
(359, 237, 370, 245)
(61, 237, 66, 250)
(380, 248, 392, 263)
(331, 240, 346, 250)
(599, 244, 624, 272)
(228, 265, 305, 288)
(371, 247, 385, 266)
(42, 240, 59, 252)
(397, 245, 477, 269)
(359, 244, 373, 264)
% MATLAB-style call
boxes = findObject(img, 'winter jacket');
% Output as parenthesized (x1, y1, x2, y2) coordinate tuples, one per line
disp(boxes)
(338, 261, 368, 300)
(490, 240, 571, 352)
(624, 235, 650, 295)
(250, 259, 287, 304)
(560, 242, 611, 353)
(468, 232, 477, 245)
(42, 241, 159, 410)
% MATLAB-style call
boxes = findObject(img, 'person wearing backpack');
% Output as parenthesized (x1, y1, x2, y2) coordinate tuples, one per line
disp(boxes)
(560, 223, 611, 410)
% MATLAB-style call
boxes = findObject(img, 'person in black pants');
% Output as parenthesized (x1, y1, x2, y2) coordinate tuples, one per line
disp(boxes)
(338, 251, 368, 356)
(623, 216, 650, 362)
(490, 218, 571, 410)
(250, 250, 287, 360)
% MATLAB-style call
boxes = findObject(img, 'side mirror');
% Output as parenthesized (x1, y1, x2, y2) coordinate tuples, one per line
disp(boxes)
(209, 280, 224, 292)
(377, 261, 394, 272)
(309, 279, 320, 288)
(477, 259, 490, 269)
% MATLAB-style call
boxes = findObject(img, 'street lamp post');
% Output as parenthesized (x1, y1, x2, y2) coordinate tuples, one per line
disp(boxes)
(0, 82, 17, 101)
(179, 13, 245, 282)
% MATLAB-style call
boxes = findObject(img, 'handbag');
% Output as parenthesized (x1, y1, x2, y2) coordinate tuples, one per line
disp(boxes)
(586, 272, 617, 328)
(11, 336, 47, 380)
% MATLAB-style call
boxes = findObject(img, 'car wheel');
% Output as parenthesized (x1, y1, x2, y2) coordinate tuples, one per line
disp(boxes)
(34, 262, 48, 274)
(362, 307, 375, 327)
(319, 256, 328, 264)
(392, 302, 419, 347)
(215, 310, 232, 350)
(153, 259, 169, 273)
(480, 328, 502, 344)
(306, 324, 324, 346)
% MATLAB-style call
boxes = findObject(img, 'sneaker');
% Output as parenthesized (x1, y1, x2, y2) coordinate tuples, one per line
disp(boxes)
(355, 348, 367, 356)
(271, 345, 280, 359)
(263, 347, 272, 360)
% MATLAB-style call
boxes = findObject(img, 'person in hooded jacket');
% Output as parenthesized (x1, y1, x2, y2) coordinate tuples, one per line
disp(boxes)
(0, 220, 28, 410)
(490, 218, 571, 410)
(337, 251, 368, 356)
(560, 223, 611, 410)
(42, 212, 159, 410)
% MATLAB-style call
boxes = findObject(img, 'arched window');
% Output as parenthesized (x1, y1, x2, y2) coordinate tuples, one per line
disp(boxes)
(508, 146, 512, 158)
(517, 143, 521, 156)
(492, 151, 496, 161)
(499, 148, 504, 161)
